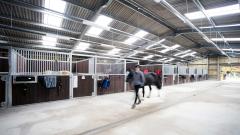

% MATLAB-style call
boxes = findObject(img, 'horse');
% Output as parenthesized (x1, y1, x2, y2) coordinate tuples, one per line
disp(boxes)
(126, 70, 162, 98)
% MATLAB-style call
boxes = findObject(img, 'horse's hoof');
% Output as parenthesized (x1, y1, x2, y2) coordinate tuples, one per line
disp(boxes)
(131, 104, 136, 109)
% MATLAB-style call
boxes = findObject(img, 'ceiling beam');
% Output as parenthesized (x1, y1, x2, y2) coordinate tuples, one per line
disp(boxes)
(177, 25, 240, 34)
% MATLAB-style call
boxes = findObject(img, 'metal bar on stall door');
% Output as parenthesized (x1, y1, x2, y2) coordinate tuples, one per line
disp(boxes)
(37, 51, 39, 74)
(43, 52, 46, 73)
(63, 54, 66, 71)
(27, 50, 30, 74)
(30, 51, 32, 74)
(61, 54, 63, 71)
(40, 52, 42, 74)
(51, 53, 53, 71)
(48, 52, 50, 71)
(17, 50, 19, 73)
(19, 50, 21, 73)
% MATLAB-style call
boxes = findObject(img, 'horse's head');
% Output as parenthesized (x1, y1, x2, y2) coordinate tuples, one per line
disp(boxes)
(126, 69, 134, 82)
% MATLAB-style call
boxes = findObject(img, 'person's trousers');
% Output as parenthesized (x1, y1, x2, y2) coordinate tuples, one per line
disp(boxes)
(134, 85, 142, 104)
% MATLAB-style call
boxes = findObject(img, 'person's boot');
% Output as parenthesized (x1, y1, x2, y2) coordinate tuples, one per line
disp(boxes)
(131, 104, 136, 109)
(137, 100, 141, 105)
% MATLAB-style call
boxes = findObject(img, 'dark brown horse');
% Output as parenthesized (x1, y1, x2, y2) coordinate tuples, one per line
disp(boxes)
(126, 70, 162, 98)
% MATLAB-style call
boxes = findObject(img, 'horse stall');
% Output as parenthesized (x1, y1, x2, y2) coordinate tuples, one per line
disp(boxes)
(189, 67, 196, 82)
(96, 58, 125, 95)
(178, 66, 189, 84)
(173, 65, 178, 85)
(10, 48, 70, 106)
(72, 55, 94, 98)
(163, 64, 174, 86)
(203, 69, 208, 80)
(196, 68, 203, 81)
(126, 61, 139, 91)
(0, 49, 8, 107)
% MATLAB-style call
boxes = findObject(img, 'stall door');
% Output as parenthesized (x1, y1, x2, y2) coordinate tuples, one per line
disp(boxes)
(0, 78, 5, 105)
(73, 76, 94, 97)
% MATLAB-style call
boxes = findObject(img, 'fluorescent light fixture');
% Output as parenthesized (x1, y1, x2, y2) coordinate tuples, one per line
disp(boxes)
(223, 49, 240, 52)
(124, 30, 149, 45)
(76, 42, 90, 50)
(160, 44, 180, 53)
(85, 15, 113, 37)
(165, 58, 175, 63)
(174, 49, 191, 56)
(185, 4, 240, 20)
(42, 36, 57, 46)
(143, 55, 154, 60)
(44, 14, 62, 27)
(158, 58, 168, 61)
(128, 51, 140, 57)
(180, 52, 197, 58)
(211, 38, 240, 42)
(146, 38, 166, 50)
(100, 44, 115, 48)
(200, 23, 240, 29)
(44, 0, 66, 13)
(108, 48, 121, 55)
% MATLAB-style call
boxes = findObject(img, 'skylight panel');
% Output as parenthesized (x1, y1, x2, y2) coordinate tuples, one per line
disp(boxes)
(185, 4, 240, 20)
(95, 15, 113, 27)
(135, 30, 148, 38)
(44, 0, 66, 13)
(124, 37, 138, 44)
(76, 42, 90, 50)
(85, 27, 104, 36)
(44, 14, 62, 27)
(85, 15, 113, 37)
(108, 48, 121, 55)
(42, 36, 57, 46)
(123, 30, 149, 45)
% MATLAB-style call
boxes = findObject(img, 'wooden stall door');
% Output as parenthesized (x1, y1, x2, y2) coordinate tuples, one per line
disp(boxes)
(0, 78, 5, 104)
(12, 76, 69, 106)
(163, 75, 173, 86)
(74, 76, 93, 97)
(97, 75, 124, 95)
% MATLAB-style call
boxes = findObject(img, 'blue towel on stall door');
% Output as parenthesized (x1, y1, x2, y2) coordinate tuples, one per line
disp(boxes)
(44, 76, 57, 88)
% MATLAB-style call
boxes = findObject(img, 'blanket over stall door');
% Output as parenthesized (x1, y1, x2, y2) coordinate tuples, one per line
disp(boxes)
(44, 76, 57, 88)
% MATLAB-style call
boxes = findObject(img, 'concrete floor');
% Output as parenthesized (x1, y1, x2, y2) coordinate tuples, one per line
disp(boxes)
(0, 80, 240, 135)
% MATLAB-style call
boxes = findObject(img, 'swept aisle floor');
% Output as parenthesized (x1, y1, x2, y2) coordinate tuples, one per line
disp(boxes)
(0, 80, 240, 135)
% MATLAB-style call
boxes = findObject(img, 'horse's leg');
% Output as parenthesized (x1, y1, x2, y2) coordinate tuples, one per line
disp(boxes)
(147, 85, 152, 98)
(142, 86, 145, 99)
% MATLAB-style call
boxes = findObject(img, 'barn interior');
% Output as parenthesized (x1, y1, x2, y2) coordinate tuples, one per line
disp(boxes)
(0, 0, 240, 135)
